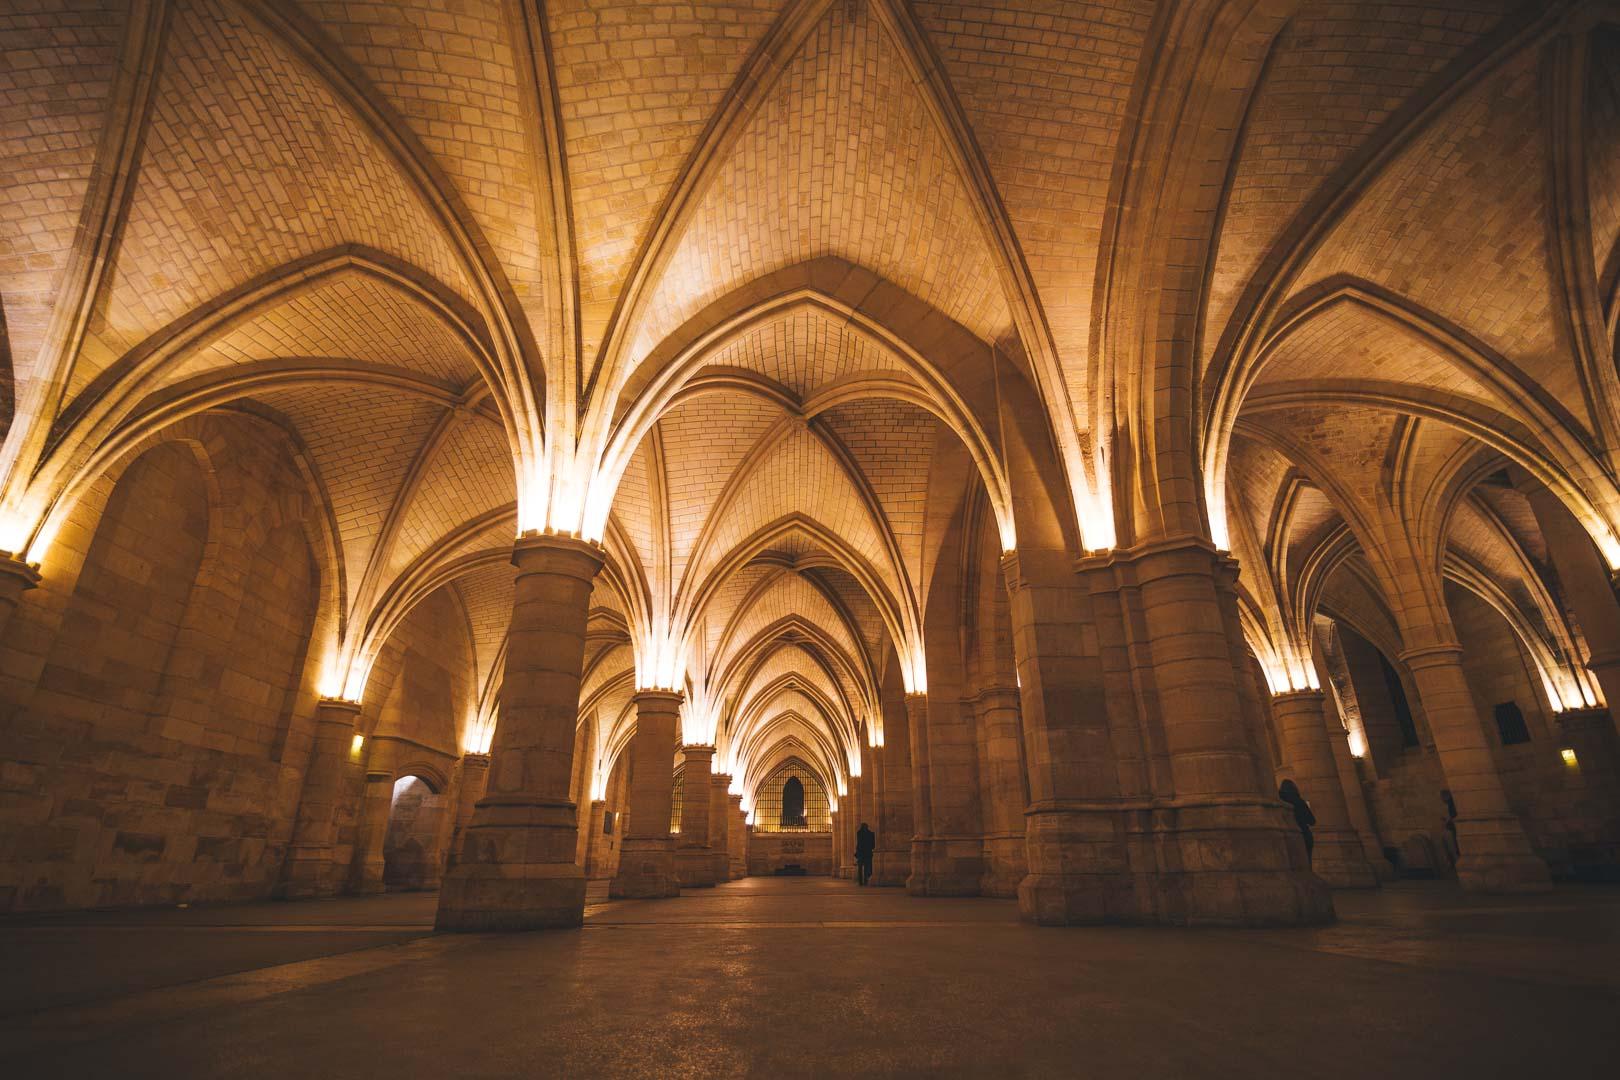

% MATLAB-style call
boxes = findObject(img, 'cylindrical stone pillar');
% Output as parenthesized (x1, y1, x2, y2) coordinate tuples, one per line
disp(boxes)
(435, 535, 604, 930)
(676, 745, 717, 887)
(449, 753, 489, 865)
(710, 772, 732, 882)
(1400, 645, 1550, 892)
(728, 793, 747, 878)
(278, 698, 362, 898)
(905, 694, 930, 891)
(848, 777, 861, 880)
(610, 690, 683, 898)
(351, 770, 392, 894)
(973, 686, 1028, 897)
(582, 799, 611, 879)
(1270, 690, 1379, 888)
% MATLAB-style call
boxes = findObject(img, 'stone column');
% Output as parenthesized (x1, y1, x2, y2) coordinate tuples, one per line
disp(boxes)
(610, 690, 682, 898)
(278, 698, 362, 898)
(1270, 691, 1379, 888)
(0, 554, 40, 641)
(973, 686, 1028, 897)
(908, 691, 985, 896)
(873, 697, 914, 887)
(904, 692, 932, 894)
(710, 773, 733, 882)
(675, 745, 717, 887)
(350, 770, 392, 894)
(582, 800, 611, 879)
(449, 753, 489, 865)
(436, 535, 604, 930)
(829, 807, 842, 877)
(1400, 644, 1550, 892)
(1002, 546, 1136, 923)
(427, 768, 459, 886)
(844, 777, 860, 879)
(728, 793, 747, 878)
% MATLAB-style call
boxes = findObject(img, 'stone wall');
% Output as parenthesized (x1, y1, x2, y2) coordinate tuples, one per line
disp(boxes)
(0, 417, 327, 911)
(747, 831, 833, 876)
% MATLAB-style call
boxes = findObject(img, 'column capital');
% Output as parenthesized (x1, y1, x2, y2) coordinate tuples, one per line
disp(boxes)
(632, 688, 684, 712)
(460, 752, 491, 770)
(511, 533, 606, 580)
(0, 552, 41, 592)
(966, 685, 1021, 707)
(314, 697, 363, 718)
(1397, 643, 1465, 671)
(711, 771, 733, 787)
(1270, 688, 1327, 706)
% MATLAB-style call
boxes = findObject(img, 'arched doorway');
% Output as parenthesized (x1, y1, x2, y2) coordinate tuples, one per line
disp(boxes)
(382, 776, 447, 891)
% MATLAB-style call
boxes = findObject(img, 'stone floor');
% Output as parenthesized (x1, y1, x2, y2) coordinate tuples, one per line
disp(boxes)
(2, 878, 1617, 1078)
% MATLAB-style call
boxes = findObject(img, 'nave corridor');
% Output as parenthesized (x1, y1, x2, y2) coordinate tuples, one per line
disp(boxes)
(3, 877, 1616, 1078)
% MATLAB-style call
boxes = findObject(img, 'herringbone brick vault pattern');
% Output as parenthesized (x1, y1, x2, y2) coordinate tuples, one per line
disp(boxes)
(0, 0, 1618, 936)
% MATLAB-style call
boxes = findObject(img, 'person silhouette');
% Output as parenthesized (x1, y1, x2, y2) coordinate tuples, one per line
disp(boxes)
(855, 822, 875, 885)
(1440, 788, 1460, 860)
(1278, 779, 1317, 863)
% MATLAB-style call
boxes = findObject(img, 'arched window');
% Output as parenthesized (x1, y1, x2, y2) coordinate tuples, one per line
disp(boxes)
(669, 767, 683, 833)
(780, 776, 805, 828)
(750, 760, 831, 833)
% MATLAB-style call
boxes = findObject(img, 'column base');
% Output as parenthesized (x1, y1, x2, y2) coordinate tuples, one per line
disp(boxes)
(870, 848, 908, 887)
(1017, 801, 1335, 926)
(1309, 830, 1381, 889)
(675, 846, 717, 887)
(434, 796, 588, 930)
(610, 838, 680, 898)
(979, 835, 1026, 899)
(436, 862, 587, 931)
(906, 838, 986, 896)
(1457, 852, 1553, 893)
(273, 846, 346, 900)
(352, 864, 386, 895)
(711, 852, 731, 883)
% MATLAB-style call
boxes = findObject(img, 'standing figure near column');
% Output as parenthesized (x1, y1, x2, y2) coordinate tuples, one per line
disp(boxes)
(856, 822, 875, 885)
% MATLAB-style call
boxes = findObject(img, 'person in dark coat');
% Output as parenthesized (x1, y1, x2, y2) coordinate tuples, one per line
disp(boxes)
(1441, 788, 1460, 859)
(855, 822, 876, 885)
(1278, 779, 1317, 863)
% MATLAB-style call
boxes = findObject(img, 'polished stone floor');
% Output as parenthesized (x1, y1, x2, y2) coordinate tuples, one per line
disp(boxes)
(2, 877, 1617, 1078)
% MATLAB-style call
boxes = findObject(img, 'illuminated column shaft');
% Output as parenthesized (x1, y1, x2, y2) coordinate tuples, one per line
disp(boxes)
(450, 753, 490, 865)
(709, 773, 733, 882)
(610, 690, 682, 899)
(1270, 691, 1378, 888)
(1400, 645, 1549, 892)
(350, 769, 392, 894)
(277, 699, 361, 899)
(973, 686, 1027, 898)
(436, 535, 604, 930)
(675, 744, 716, 887)
(830, 807, 842, 877)
(727, 793, 747, 878)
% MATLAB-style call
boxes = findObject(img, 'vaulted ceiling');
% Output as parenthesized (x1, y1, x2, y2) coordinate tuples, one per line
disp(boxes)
(3, 0, 1617, 799)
